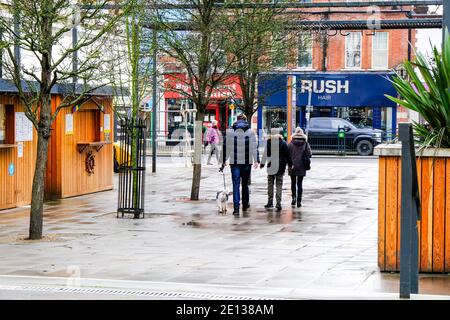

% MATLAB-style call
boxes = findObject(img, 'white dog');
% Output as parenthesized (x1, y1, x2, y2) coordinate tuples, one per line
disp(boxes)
(216, 172, 230, 214)
(216, 190, 229, 214)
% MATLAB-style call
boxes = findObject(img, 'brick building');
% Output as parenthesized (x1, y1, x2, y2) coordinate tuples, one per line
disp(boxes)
(258, 0, 421, 138)
(160, 1, 424, 140)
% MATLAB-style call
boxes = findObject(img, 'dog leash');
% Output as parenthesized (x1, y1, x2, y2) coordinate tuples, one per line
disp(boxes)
(221, 171, 227, 190)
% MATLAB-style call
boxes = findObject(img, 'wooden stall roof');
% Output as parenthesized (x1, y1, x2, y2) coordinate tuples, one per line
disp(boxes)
(0, 78, 116, 96)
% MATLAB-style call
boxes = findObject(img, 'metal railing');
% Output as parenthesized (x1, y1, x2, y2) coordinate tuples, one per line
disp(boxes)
(146, 137, 196, 156)
(307, 131, 396, 156)
(308, 136, 357, 154)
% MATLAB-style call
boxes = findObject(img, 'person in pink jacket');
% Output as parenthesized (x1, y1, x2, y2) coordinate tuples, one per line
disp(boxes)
(206, 120, 220, 165)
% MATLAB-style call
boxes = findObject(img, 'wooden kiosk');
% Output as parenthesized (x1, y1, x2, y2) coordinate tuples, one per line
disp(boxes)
(45, 95, 114, 199)
(0, 82, 114, 210)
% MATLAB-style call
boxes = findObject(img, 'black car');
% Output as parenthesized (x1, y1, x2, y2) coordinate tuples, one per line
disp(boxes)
(306, 117, 383, 156)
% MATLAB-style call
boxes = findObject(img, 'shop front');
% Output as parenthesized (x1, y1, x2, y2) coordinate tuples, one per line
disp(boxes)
(163, 74, 243, 138)
(257, 72, 398, 140)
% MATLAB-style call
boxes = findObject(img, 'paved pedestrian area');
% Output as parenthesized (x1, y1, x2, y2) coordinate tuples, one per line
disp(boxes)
(1, 157, 450, 299)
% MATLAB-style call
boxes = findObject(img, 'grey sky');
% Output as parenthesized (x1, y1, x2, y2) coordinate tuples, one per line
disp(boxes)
(417, 29, 442, 56)
(416, 5, 443, 57)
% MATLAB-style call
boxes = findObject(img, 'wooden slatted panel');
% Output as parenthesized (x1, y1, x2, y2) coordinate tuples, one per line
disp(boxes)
(445, 158, 450, 272)
(416, 157, 422, 270)
(396, 157, 402, 270)
(385, 156, 399, 271)
(46, 95, 59, 199)
(432, 158, 446, 272)
(420, 157, 434, 272)
(0, 148, 15, 209)
(14, 100, 37, 207)
(14, 140, 36, 206)
(378, 156, 387, 270)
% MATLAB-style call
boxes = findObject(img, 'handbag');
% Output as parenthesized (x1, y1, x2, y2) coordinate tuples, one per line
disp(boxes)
(302, 143, 311, 171)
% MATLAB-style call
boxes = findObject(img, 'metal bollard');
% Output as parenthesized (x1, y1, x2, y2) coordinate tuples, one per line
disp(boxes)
(398, 123, 421, 299)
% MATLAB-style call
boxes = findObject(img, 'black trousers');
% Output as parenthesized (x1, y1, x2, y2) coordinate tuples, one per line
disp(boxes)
(290, 175, 304, 202)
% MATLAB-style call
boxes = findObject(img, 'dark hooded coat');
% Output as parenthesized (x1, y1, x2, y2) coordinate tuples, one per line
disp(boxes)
(288, 137, 312, 176)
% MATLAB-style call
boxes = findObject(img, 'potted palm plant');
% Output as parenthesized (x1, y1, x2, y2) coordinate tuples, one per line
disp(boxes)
(375, 33, 450, 273)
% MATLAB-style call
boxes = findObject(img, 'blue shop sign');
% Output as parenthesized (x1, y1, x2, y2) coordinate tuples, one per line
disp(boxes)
(258, 72, 398, 108)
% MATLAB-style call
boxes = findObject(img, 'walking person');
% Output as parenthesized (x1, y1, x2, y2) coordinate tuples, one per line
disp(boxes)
(220, 114, 259, 216)
(260, 128, 292, 211)
(205, 120, 220, 165)
(288, 127, 312, 208)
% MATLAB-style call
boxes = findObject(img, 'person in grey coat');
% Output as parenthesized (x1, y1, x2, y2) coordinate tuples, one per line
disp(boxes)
(260, 128, 292, 211)
(288, 127, 312, 208)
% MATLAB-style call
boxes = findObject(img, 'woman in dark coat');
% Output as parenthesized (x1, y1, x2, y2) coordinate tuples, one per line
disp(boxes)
(288, 127, 312, 208)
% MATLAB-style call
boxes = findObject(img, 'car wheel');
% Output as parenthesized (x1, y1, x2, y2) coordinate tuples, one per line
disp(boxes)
(356, 140, 373, 156)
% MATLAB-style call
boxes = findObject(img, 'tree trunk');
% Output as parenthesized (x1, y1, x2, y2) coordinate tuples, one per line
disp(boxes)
(29, 130, 50, 240)
(190, 110, 204, 200)
(190, 163, 202, 200)
(245, 109, 254, 125)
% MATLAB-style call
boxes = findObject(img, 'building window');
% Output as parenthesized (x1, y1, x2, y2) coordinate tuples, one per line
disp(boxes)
(372, 32, 389, 69)
(298, 32, 313, 69)
(345, 32, 362, 69)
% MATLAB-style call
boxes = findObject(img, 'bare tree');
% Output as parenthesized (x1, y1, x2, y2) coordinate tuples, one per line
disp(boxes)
(150, 0, 237, 201)
(0, 0, 132, 239)
(222, 0, 304, 121)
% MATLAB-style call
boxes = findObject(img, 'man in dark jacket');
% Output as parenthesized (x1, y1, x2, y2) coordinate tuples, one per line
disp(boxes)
(260, 128, 292, 211)
(220, 114, 260, 216)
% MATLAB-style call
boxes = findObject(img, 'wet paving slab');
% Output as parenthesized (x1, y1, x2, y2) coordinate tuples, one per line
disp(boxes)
(1, 157, 450, 297)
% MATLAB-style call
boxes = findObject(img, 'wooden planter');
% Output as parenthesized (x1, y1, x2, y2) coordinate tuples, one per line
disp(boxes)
(375, 145, 450, 273)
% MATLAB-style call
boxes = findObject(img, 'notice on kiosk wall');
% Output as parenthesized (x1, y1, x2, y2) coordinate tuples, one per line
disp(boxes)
(65, 113, 74, 135)
(15, 112, 33, 142)
(104, 114, 111, 133)
(17, 142, 23, 158)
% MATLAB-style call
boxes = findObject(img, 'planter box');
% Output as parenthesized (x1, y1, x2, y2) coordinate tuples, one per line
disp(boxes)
(375, 145, 450, 273)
